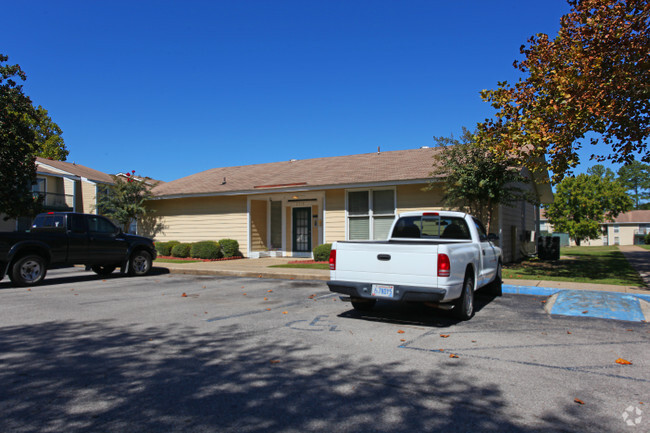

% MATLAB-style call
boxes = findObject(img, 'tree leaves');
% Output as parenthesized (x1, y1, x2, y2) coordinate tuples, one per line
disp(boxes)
(479, 0, 650, 181)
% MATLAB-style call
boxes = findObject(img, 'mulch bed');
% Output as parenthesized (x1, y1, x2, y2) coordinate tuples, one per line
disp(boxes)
(157, 255, 244, 262)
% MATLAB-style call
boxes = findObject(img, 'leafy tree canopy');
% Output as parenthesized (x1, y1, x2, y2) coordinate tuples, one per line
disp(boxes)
(95, 171, 158, 232)
(429, 127, 536, 232)
(616, 161, 650, 209)
(1, 54, 68, 220)
(480, 0, 650, 182)
(543, 172, 633, 245)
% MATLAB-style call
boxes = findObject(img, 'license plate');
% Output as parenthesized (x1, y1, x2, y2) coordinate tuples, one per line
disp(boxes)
(371, 284, 394, 298)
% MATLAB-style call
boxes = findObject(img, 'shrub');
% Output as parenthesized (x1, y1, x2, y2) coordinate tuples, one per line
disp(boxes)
(171, 242, 192, 258)
(312, 243, 332, 262)
(645, 233, 650, 245)
(155, 240, 180, 256)
(190, 241, 222, 259)
(219, 239, 240, 257)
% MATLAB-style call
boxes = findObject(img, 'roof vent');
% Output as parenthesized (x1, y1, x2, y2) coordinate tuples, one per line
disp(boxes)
(420, 146, 430, 149)
(290, 159, 298, 162)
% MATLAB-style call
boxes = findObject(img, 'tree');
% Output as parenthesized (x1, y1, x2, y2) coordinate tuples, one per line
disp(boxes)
(543, 172, 632, 245)
(586, 164, 615, 180)
(1, 54, 68, 220)
(95, 171, 158, 232)
(0, 54, 41, 219)
(480, 0, 650, 181)
(429, 128, 535, 232)
(31, 105, 68, 161)
(617, 161, 650, 209)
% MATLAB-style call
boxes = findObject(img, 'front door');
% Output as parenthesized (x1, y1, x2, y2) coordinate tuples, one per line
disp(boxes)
(292, 207, 312, 253)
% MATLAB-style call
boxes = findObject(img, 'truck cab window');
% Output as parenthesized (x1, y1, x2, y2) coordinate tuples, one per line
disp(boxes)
(88, 216, 118, 234)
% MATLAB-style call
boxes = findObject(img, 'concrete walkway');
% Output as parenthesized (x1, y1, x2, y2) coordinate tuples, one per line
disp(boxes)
(154, 256, 650, 296)
(618, 245, 650, 288)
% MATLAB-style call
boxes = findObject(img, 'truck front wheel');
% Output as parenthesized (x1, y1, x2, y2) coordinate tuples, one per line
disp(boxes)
(10, 255, 47, 287)
(129, 250, 152, 276)
(454, 273, 475, 320)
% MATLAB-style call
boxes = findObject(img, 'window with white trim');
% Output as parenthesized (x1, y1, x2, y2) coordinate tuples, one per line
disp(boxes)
(347, 189, 395, 240)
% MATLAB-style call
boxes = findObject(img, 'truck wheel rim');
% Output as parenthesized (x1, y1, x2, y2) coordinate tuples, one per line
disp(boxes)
(464, 279, 473, 316)
(133, 255, 148, 273)
(21, 260, 42, 283)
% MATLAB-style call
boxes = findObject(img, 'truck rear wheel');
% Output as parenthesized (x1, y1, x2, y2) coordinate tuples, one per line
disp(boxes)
(10, 255, 47, 287)
(351, 297, 376, 311)
(128, 250, 152, 276)
(454, 273, 475, 320)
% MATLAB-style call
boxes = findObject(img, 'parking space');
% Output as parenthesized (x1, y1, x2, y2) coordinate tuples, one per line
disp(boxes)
(0, 268, 648, 432)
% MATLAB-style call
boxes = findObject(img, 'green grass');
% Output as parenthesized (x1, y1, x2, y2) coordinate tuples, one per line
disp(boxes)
(639, 245, 650, 251)
(502, 246, 644, 286)
(269, 263, 330, 270)
(155, 258, 203, 264)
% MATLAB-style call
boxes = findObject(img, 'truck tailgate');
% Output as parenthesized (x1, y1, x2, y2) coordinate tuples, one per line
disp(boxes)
(334, 241, 439, 287)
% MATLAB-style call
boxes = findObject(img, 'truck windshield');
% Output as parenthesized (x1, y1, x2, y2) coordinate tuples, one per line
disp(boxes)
(392, 215, 471, 240)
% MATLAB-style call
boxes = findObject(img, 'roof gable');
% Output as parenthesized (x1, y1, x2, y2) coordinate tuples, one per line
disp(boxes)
(36, 158, 114, 184)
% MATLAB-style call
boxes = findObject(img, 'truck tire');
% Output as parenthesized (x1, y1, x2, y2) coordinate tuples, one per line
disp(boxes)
(128, 250, 152, 276)
(91, 265, 116, 276)
(351, 297, 376, 311)
(10, 255, 47, 287)
(454, 272, 475, 320)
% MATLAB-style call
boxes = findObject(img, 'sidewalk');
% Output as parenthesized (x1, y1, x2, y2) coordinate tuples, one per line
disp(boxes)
(154, 256, 650, 296)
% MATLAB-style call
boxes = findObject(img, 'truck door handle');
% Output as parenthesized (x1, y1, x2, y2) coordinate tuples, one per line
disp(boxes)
(482, 249, 486, 256)
(377, 254, 391, 261)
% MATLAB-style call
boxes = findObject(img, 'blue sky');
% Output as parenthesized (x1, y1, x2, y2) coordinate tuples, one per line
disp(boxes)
(4, 0, 619, 182)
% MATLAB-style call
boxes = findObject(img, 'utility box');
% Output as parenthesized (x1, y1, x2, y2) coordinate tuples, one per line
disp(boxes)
(537, 236, 560, 260)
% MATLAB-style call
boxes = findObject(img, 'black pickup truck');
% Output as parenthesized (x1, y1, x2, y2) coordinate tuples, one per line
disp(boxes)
(0, 212, 157, 287)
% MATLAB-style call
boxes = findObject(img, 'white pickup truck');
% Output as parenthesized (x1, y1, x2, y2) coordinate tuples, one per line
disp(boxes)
(327, 211, 502, 320)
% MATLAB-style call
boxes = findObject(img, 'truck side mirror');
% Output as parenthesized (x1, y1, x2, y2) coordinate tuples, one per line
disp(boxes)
(488, 233, 499, 242)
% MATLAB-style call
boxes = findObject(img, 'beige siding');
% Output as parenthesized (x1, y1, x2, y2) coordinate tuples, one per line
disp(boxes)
(250, 200, 267, 252)
(396, 183, 444, 214)
(81, 181, 98, 214)
(149, 196, 249, 256)
(311, 204, 319, 248)
(325, 189, 345, 243)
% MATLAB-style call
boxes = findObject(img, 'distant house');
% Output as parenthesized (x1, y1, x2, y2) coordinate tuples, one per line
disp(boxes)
(541, 209, 650, 246)
(149, 148, 553, 262)
(0, 158, 114, 232)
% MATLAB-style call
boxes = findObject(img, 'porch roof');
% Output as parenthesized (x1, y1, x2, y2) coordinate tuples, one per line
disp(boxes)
(153, 148, 445, 198)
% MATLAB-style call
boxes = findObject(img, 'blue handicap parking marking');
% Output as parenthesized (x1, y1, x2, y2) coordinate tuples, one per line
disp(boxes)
(550, 290, 646, 322)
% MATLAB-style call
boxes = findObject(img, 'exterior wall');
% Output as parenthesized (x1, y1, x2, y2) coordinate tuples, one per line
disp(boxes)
(81, 181, 98, 214)
(285, 207, 292, 256)
(396, 183, 444, 213)
(149, 195, 249, 256)
(498, 201, 536, 263)
(324, 189, 345, 244)
(250, 199, 268, 252)
(311, 204, 319, 250)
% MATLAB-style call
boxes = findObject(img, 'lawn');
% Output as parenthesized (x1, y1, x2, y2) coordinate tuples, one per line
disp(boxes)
(155, 258, 203, 264)
(502, 246, 644, 286)
(639, 245, 650, 251)
(270, 263, 329, 270)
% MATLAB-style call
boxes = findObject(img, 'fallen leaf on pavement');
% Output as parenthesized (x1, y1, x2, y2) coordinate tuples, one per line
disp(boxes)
(574, 398, 585, 405)
(267, 290, 273, 293)
(397, 330, 405, 334)
(266, 308, 271, 311)
(400, 339, 406, 342)
(440, 334, 450, 338)
(567, 331, 572, 334)
(243, 293, 247, 296)
(449, 354, 459, 358)
(202, 285, 206, 289)
(582, 310, 588, 314)
(269, 360, 281, 364)
(264, 297, 268, 301)
(615, 358, 632, 365)
(282, 311, 288, 314)
(181, 293, 187, 297)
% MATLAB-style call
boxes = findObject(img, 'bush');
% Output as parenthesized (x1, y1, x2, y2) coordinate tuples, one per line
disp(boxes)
(155, 240, 180, 256)
(313, 243, 332, 262)
(645, 233, 650, 245)
(171, 242, 192, 258)
(219, 239, 240, 257)
(190, 241, 222, 259)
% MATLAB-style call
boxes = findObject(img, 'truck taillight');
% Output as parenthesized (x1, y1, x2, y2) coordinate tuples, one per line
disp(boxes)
(438, 253, 450, 277)
(329, 249, 336, 270)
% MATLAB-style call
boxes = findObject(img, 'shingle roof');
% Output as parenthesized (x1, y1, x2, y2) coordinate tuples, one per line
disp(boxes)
(36, 158, 114, 184)
(614, 210, 650, 223)
(153, 148, 444, 198)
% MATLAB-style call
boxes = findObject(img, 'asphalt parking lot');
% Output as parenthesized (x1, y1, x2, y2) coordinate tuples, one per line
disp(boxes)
(0, 267, 648, 433)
